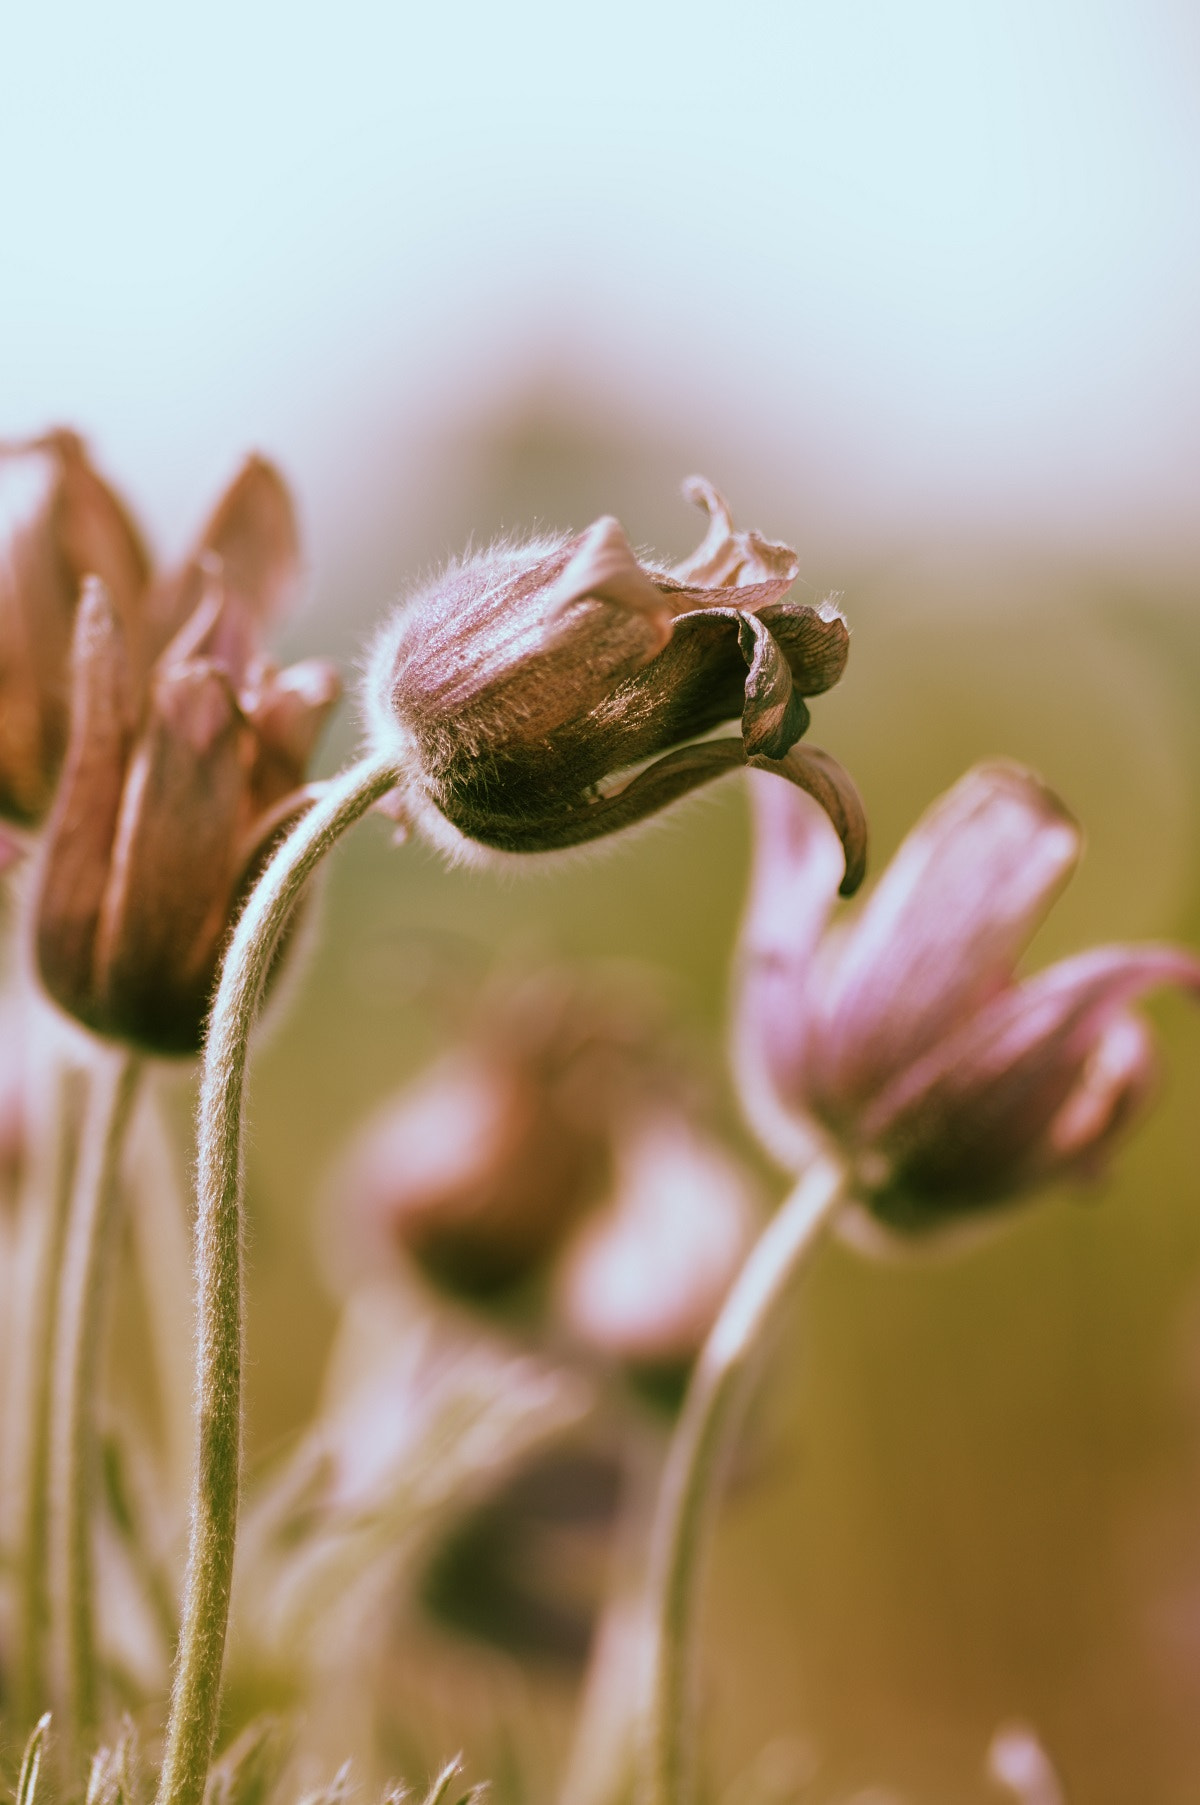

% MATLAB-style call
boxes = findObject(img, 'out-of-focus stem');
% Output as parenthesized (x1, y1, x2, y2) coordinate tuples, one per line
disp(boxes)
(13, 1049, 82, 1725)
(637, 1152, 846, 1805)
(128, 1093, 198, 1508)
(155, 754, 402, 1805)
(50, 1045, 142, 1755)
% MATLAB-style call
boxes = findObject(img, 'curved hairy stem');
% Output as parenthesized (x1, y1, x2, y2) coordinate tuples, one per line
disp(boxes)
(155, 754, 402, 1805)
(637, 1152, 846, 1805)
(50, 1045, 142, 1757)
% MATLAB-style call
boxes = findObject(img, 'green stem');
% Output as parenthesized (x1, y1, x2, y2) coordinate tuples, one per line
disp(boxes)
(15, 1050, 82, 1725)
(50, 1045, 142, 1755)
(155, 754, 402, 1805)
(637, 1152, 846, 1805)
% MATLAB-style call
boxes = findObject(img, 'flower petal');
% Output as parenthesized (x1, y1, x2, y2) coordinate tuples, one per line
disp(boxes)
(757, 598, 849, 696)
(0, 435, 148, 821)
(864, 943, 1200, 1220)
(810, 762, 1081, 1116)
(732, 773, 849, 1168)
(541, 515, 674, 649)
(737, 613, 810, 758)
(441, 737, 749, 853)
(36, 579, 139, 1016)
(750, 742, 868, 896)
(149, 455, 301, 657)
(244, 656, 343, 813)
(668, 476, 798, 588)
(554, 1113, 760, 1366)
(1042, 1009, 1157, 1178)
(90, 660, 250, 1053)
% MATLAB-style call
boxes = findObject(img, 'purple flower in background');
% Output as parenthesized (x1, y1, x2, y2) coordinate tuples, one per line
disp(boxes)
(365, 476, 865, 880)
(734, 760, 1200, 1235)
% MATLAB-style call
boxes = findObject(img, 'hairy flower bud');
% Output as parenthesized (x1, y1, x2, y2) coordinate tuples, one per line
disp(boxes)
(34, 457, 341, 1056)
(735, 761, 1200, 1235)
(365, 477, 865, 886)
(0, 431, 148, 824)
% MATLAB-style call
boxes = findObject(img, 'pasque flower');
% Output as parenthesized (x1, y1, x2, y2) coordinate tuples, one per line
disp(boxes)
(365, 476, 865, 885)
(35, 457, 341, 1056)
(735, 760, 1200, 1233)
(0, 431, 148, 824)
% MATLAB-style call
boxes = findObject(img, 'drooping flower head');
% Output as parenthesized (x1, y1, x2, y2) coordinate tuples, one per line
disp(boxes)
(735, 761, 1200, 1236)
(365, 477, 866, 885)
(0, 431, 149, 824)
(35, 457, 341, 1056)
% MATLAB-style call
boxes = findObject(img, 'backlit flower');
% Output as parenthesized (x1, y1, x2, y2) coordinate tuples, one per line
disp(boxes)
(735, 761, 1200, 1234)
(365, 477, 865, 885)
(35, 458, 341, 1056)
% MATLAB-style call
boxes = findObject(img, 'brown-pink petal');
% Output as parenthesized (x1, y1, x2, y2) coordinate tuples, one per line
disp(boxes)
(751, 742, 868, 896)
(52, 431, 151, 633)
(733, 773, 852, 1132)
(737, 613, 810, 758)
(668, 476, 799, 589)
(36, 579, 140, 1014)
(149, 455, 301, 657)
(243, 656, 342, 813)
(90, 658, 249, 1053)
(809, 762, 1081, 1117)
(1041, 1010, 1157, 1179)
(863, 943, 1200, 1209)
(542, 515, 675, 650)
(0, 436, 147, 822)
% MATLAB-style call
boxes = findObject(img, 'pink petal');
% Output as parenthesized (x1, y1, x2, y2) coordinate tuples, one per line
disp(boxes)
(732, 773, 848, 1164)
(864, 943, 1200, 1210)
(553, 1113, 760, 1366)
(1041, 1010, 1157, 1179)
(809, 762, 1081, 1117)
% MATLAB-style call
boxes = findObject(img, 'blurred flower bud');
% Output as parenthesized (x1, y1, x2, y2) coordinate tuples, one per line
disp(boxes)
(365, 476, 865, 885)
(735, 761, 1200, 1235)
(553, 1112, 762, 1371)
(334, 972, 672, 1298)
(34, 457, 341, 1055)
(0, 431, 149, 824)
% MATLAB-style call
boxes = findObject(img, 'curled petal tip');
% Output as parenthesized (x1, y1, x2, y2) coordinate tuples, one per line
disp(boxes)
(750, 742, 868, 895)
(671, 475, 798, 588)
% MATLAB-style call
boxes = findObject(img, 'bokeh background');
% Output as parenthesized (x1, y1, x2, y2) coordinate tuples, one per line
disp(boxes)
(5, 3, 1200, 1800)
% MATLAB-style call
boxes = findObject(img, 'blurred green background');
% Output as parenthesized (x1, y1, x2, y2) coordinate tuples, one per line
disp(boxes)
(7, 2, 1200, 1798)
